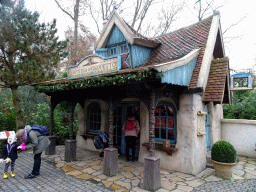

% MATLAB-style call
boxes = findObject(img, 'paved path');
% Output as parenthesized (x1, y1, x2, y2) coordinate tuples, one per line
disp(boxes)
(1, 147, 256, 191)
(0, 152, 111, 192)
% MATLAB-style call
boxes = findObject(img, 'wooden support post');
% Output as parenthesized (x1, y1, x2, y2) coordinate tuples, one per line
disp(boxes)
(149, 90, 156, 156)
(143, 89, 161, 191)
(46, 98, 57, 155)
(103, 96, 118, 176)
(108, 98, 114, 148)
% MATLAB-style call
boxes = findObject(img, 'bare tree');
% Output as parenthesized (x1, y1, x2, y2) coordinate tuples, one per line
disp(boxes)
(85, 0, 185, 37)
(54, 0, 87, 66)
(194, 0, 225, 21)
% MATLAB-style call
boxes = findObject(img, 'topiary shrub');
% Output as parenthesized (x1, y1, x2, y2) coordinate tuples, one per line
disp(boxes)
(211, 140, 237, 163)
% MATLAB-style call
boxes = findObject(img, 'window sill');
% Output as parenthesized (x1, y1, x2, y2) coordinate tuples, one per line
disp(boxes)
(142, 142, 178, 156)
(80, 132, 98, 140)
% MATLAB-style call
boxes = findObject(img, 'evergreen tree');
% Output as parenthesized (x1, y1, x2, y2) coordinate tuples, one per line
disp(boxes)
(0, 0, 68, 129)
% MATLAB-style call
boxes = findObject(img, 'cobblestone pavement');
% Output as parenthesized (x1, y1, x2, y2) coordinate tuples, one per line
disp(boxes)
(191, 179, 256, 192)
(41, 146, 256, 192)
(0, 152, 112, 192)
(1, 146, 256, 192)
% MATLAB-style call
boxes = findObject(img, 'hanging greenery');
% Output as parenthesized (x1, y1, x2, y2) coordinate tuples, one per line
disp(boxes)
(35, 69, 163, 93)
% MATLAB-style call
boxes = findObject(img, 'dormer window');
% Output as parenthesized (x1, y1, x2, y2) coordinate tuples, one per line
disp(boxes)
(109, 46, 117, 56)
(120, 44, 128, 54)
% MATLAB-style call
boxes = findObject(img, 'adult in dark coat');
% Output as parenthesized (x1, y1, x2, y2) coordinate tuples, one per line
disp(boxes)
(16, 125, 50, 179)
(0, 135, 19, 178)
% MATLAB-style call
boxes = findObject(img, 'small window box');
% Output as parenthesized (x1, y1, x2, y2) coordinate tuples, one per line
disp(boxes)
(142, 142, 178, 156)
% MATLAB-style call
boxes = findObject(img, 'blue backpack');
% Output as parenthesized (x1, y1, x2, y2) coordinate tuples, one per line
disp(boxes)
(31, 124, 49, 136)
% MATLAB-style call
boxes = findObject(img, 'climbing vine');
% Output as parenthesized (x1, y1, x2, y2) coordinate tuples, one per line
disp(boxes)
(35, 69, 163, 93)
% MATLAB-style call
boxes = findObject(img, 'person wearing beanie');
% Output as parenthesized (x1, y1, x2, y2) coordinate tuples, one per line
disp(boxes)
(16, 125, 50, 179)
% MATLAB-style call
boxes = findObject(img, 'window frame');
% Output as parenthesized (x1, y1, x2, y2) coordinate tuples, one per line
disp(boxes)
(119, 43, 129, 55)
(154, 103, 176, 144)
(108, 46, 117, 56)
(87, 102, 101, 133)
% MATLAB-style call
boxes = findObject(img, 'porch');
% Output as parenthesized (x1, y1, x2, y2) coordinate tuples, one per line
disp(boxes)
(42, 145, 256, 192)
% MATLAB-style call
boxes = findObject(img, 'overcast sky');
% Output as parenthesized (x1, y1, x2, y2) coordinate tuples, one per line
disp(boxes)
(25, 0, 256, 72)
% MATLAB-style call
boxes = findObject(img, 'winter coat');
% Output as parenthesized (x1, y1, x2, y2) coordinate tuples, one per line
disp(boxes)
(25, 126, 50, 154)
(0, 142, 19, 161)
(122, 118, 140, 137)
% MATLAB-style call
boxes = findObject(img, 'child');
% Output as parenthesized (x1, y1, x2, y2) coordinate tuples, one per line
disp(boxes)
(0, 134, 23, 179)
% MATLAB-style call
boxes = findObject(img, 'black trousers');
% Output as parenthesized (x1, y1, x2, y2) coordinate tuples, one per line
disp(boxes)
(32, 152, 42, 174)
(125, 136, 136, 160)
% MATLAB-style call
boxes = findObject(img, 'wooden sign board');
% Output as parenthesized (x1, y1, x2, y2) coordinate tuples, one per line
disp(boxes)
(0, 131, 15, 141)
(68, 55, 119, 79)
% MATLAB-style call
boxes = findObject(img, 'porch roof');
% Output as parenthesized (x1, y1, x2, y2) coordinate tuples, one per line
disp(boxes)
(203, 57, 230, 104)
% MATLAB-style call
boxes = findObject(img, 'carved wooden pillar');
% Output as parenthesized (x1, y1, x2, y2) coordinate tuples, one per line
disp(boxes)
(149, 89, 156, 156)
(108, 98, 114, 148)
(49, 99, 55, 136)
(103, 96, 118, 176)
(144, 88, 161, 191)
(69, 100, 77, 140)
(45, 97, 57, 155)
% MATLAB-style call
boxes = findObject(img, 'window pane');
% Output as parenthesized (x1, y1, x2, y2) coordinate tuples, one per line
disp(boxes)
(160, 105, 166, 116)
(161, 117, 166, 128)
(168, 118, 174, 128)
(161, 129, 167, 139)
(88, 103, 101, 131)
(155, 117, 159, 127)
(167, 106, 173, 116)
(155, 128, 159, 138)
(155, 107, 160, 116)
(168, 129, 174, 140)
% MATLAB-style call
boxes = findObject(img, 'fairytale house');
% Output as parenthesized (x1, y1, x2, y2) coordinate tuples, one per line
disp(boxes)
(36, 11, 231, 177)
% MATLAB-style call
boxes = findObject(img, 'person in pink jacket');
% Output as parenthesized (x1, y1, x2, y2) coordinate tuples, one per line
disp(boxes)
(122, 116, 140, 162)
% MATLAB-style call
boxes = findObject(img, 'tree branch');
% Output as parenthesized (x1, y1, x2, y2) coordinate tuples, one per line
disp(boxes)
(54, 0, 74, 20)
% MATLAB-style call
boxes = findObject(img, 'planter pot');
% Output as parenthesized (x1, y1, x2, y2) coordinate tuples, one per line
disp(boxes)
(212, 159, 236, 179)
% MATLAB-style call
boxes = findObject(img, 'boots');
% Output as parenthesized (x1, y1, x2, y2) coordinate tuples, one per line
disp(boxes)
(3, 172, 7, 179)
(10, 171, 15, 177)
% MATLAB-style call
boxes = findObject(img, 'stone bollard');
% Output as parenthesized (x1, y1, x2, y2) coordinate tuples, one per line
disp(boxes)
(65, 139, 77, 162)
(45, 135, 57, 155)
(103, 147, 118, 176)
(143, 156, 161, 191)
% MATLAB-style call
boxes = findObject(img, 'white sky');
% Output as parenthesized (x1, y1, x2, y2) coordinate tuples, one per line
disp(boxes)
(24, 0, 256, 72)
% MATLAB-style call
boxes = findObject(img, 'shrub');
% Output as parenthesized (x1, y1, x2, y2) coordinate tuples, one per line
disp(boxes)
(211, 140, 237, 163)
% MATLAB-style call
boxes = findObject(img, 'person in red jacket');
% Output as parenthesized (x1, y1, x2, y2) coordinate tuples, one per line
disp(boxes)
(122, 116, 140, 162)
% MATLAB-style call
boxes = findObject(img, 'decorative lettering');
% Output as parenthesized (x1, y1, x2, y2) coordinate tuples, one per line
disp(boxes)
(68, 56, 118, 79)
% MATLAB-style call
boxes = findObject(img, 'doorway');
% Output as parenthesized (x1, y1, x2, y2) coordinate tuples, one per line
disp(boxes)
(205, 106, 210, 152)
(113, 103, 140, 158)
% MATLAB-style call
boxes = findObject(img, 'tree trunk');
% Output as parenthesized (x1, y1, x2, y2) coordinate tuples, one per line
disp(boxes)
(11, 86, 23, 130)
(70, 0, 80, 66)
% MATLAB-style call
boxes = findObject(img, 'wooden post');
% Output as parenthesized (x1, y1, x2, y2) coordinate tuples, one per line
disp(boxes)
(69, 101, 76, 140)
(149, 90, 156, 156)
(143, 89, 161, 191)
(45, 98, 57, 155)
(49, 99, 54, 136)
(108, 98, 114, 148)
(103, 96, 118, 176)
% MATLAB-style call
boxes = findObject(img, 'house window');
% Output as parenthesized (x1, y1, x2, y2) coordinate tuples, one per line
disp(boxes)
(88, 103, 101, 132)
(155, 103, 176, 144)
(119, 44, 128, 54)
(109, 46, 117, 56)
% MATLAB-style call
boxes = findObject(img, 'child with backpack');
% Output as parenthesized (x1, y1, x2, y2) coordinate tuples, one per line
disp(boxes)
(122, 116, 140, 162)
(16, 125, 50, 179)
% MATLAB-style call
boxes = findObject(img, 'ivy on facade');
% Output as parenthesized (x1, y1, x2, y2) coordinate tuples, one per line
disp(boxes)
(35, 69, 163, 93)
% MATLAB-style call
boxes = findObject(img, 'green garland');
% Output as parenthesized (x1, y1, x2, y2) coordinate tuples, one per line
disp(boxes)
(35, 69, 163, 93)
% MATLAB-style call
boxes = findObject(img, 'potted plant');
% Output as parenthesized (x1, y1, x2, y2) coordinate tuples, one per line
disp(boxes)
(211, 140, 237, 179)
